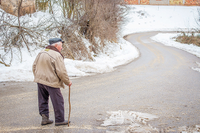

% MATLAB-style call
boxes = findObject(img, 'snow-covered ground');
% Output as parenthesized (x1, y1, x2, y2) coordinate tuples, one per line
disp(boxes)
(1, 5, 200, 81)
(121, 5, 199, 36)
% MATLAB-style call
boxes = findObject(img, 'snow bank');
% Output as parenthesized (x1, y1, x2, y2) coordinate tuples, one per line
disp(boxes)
(64, 38, 139, 77)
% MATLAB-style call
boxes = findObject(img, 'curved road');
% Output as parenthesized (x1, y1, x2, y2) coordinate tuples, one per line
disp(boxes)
(0, 32, 200, 132)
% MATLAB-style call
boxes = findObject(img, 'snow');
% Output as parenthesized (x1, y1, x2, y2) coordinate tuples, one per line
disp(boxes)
(0, 5, 200, 81)
(101, 110, 158, 133)
(121, 5, 199, 36)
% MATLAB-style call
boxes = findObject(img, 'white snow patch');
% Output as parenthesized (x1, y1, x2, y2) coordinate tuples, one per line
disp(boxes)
(192, 62, 200, 73)
(101, 110, 158, 133)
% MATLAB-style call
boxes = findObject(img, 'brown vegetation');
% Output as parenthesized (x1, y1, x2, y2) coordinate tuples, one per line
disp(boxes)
(176, 32, 200, 47)
(58, 0, 127, 59)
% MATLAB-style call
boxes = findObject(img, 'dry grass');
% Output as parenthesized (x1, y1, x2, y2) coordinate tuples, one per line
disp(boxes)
(176, 32, 200, 47)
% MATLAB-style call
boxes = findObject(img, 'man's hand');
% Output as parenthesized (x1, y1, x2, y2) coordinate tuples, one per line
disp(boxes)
(68, 81, 72, 87)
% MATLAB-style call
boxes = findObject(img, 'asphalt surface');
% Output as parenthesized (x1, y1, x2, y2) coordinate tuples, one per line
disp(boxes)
(0, 32, 200, 133)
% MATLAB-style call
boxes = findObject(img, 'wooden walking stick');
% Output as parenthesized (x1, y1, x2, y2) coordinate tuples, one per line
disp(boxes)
(68, 85, 71, 127)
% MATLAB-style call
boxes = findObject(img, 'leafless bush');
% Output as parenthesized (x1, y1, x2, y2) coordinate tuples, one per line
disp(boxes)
(52, 14, 93, 61)
(44, 0, 93, 61)
(0, 0, 48, 66)
(176, 32, 200, 47)
(61, 26, 93, 61)
(79, 0, 126, 53)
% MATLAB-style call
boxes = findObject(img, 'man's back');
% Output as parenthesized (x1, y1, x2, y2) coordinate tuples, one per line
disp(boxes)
(33, 49, 69, 88)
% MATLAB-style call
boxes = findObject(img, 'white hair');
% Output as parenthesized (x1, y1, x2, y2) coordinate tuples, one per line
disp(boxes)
(51, 42, 62, 46)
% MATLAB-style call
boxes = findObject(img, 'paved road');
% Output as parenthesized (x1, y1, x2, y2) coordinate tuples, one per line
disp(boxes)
(0, 32, 200, 133)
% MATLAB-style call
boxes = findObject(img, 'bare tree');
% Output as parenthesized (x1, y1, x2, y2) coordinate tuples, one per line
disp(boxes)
(0, 0, 128, 66)
(0, 0, 47, 66)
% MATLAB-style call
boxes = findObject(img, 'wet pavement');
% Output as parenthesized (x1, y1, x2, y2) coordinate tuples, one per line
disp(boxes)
(0, 32, 200, 133)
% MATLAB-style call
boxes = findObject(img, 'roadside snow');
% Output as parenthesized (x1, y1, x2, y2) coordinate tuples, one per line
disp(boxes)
(0, 5, 200, 81)
(151, 33, 200, 73)
(151, 33, 200, 58)
(64, 38, 139, 77)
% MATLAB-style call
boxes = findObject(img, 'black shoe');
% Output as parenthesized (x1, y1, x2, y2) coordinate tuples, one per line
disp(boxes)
(55, 120, 70, 126)
(41, 114, 53, 125)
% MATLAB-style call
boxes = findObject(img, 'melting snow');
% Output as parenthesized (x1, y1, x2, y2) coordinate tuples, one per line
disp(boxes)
(101, 110, 158, 133)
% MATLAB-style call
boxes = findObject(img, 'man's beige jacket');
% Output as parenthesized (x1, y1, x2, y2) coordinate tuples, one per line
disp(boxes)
(32, 49, 70, 88)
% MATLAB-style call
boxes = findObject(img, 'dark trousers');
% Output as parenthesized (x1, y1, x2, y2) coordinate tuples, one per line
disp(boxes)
(37, 83, 65, 123)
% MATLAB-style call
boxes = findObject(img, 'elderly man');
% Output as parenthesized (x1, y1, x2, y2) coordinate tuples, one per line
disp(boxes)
(32, 38, 72, 126)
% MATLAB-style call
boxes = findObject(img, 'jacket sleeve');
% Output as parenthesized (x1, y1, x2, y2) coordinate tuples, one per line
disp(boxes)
(55, 55, 70, 86)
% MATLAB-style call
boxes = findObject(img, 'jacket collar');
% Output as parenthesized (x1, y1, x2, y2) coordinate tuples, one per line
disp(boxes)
(45, 45, 64, 59)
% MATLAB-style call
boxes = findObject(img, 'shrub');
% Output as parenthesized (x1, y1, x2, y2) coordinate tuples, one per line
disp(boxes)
(176, 32, 200, 46)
